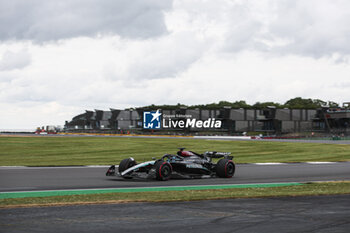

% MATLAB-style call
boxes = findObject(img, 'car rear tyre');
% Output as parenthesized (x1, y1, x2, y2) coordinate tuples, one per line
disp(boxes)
(155, 161, 172, 181)
(216, 159, 235, 178)
(118, 158, 137, 179)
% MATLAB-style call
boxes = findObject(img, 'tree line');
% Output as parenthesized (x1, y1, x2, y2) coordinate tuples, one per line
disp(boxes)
(139, 97, 340, 110)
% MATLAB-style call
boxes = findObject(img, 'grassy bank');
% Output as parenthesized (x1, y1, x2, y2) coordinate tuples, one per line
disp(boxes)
(1, 181, 349, 208)
(0, 136, 349, 166)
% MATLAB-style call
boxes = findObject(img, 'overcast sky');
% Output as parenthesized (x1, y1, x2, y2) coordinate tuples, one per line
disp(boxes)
(1, 0, 350, 129)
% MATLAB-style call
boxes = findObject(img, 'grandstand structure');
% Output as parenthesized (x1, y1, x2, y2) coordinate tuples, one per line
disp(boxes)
(65, 104, 350, 135)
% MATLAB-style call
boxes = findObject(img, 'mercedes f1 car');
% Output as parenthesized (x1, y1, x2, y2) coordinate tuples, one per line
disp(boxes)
(106, 148, 235, 181)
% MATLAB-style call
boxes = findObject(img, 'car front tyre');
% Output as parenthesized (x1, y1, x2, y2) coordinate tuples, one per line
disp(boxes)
(118, 158, 137, 179)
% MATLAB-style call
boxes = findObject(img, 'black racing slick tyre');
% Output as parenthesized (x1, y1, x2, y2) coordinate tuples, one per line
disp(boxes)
(118, 158, 137, 177)
(155, 161, 172, 181)
(216, 159, 235, 178)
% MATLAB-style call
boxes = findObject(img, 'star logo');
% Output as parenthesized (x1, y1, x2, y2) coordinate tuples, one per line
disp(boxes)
(150, 109, 161, 122)
(143, 110, 162, 129)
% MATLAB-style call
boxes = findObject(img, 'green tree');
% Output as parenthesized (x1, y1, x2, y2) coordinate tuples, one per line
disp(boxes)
(284, 97, 327, 109)
(328, 101, 339, 107)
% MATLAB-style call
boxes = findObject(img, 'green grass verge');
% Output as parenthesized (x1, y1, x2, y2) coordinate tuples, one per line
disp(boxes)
(0, 183, 303, 199)
(1, 182, 349, 208)
(0, 136, 350, 166)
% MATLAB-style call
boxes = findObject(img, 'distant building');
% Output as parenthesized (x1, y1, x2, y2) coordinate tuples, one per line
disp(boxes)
(65, 104, 350, 135)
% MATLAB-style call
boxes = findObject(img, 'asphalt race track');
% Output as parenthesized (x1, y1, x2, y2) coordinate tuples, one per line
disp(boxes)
(1, 195, 350, 233)
(1, 162, 350, 233)
(1, 162, 350, 192)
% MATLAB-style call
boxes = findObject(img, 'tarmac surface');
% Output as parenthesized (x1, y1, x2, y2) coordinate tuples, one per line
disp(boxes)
(1, 194, 350, 233)
(1, 162, 350, 192)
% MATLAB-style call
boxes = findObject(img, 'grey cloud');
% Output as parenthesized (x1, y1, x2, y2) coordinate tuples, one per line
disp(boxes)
(221, 0, 350, 59)
(0, 0, 172, 42)
(127, 33, 205, 81)
(225, 20, 262, 52)
(0, 50, 31, 71)
(331, 82, 350, 89)
(266, 0, 350, 58)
